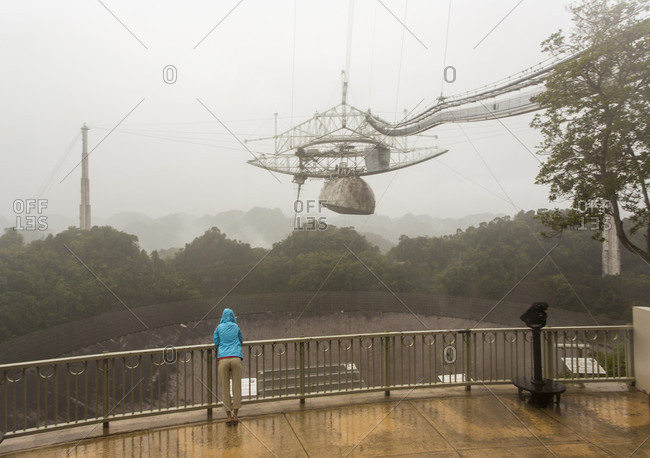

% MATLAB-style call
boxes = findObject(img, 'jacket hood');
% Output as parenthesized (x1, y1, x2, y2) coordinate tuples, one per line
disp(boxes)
(220, 308, 237, 324)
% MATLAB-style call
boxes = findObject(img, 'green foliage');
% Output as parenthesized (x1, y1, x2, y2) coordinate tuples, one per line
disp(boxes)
(171, 225, 398, 295)
(0, 227, 199, 342)
(532, 0, 650, 262)
(251, 226, 395, 293)
(172, 227, 262, 296)
(593, 343, 627, 377)
(389, 211, 649, 321)
(0, 228, 24, 249)
(2, 212, 647, 343)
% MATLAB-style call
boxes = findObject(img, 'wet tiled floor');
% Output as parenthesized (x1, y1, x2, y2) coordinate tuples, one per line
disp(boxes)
(2, 384, 648, 457)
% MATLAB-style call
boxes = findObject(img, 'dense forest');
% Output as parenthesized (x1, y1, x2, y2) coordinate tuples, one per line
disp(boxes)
(1, 210, 648, 343)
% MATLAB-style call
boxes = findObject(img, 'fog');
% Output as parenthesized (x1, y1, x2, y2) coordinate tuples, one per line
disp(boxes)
(1, 0, 575, 227)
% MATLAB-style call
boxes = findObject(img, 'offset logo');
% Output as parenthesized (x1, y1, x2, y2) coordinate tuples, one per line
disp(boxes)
(575, 199, 612, 231)
(294, 199, 327, 231)
(13, 199, 48, 231)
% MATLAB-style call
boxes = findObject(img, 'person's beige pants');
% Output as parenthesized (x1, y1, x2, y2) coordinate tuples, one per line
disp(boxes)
(218, 357, 242, 413)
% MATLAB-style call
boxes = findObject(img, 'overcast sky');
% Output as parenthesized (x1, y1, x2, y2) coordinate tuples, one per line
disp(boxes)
(1, 0, 576, 225)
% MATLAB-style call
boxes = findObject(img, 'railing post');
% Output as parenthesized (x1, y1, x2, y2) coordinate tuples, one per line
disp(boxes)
(206, 349, 213, 418)
(625, 328, 634, 383)
(543, 330, 554, 379)
(461, 330, 471, 391)
(299, 341, 305, 404)
(102, 352, 109, 432)
(382, 335, 391, 396)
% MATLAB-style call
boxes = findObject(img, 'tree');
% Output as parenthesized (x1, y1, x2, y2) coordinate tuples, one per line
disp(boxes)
(0, 227, 199, 342)
(532, 0, 650, 263)
(0, 228, 24, 250)
(172, 227, 263, 296)
(268, 226, 393, 292)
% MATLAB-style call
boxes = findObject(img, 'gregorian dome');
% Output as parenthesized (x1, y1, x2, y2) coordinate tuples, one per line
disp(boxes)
(318, 176, 375, 215)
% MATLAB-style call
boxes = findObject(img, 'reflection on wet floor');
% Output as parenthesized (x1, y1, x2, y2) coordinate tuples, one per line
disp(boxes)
(2, 385, 649, 457)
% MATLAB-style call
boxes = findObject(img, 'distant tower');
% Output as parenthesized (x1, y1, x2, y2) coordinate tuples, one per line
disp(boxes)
(80, 123, 91, 230)
(602, 221, 621, 276)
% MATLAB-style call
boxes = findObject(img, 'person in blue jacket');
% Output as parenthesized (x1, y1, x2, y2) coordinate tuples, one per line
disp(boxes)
(213, 308, 244, 425)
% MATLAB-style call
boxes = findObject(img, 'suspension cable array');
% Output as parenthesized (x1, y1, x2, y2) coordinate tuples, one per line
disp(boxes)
(366, 53, 580, 137)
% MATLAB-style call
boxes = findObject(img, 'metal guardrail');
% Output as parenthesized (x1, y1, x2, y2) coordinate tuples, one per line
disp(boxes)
(0, 326, 633, 439)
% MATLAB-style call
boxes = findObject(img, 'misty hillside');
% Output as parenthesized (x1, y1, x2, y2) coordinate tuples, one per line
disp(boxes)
(2, 208, 503, 252)
(329, 212, 503, 242)
(1, 214, 78, 244)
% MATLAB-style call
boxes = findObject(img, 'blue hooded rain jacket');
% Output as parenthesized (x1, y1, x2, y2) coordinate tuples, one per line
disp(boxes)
(213, 308, 243, 360)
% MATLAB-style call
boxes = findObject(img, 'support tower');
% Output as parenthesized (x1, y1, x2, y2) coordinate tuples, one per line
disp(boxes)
(602, 223, 621, 276)
(80, 123, 91, 230)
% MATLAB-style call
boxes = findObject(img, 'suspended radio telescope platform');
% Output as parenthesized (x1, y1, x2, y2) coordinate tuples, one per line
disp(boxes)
(247, 101, 448, 215)
(246, 49, 586, 215)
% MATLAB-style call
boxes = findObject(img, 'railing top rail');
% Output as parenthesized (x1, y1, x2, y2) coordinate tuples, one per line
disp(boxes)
(0, 325, 632, 370)
(543, 325, 632, 332)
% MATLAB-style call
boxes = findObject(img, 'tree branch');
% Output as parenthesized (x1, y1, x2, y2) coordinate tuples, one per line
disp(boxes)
(610, 197, 650, 263)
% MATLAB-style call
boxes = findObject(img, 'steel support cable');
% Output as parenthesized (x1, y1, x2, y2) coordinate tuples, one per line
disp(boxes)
(88, 127, 274, 152)
(345, 0, 355, 82)
(367, 3, 378, 105)
(290, 0, 297, 126)
(393, 1, 408, 121)
(342, 0, 356, 126)
(439, 0, 453, 97)
(292, 181, 303, 232)
(37, 131, 81, 199)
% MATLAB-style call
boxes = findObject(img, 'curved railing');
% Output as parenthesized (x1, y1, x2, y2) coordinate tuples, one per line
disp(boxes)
(0, 325, 633, 439)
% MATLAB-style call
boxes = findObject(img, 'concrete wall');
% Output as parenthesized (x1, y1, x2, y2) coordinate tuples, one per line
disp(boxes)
(633, 306, 650, 393)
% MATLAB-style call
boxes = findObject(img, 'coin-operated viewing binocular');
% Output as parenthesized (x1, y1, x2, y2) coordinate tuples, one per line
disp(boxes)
(513, 301, 565, 407)
(520, 302, 548, 329)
